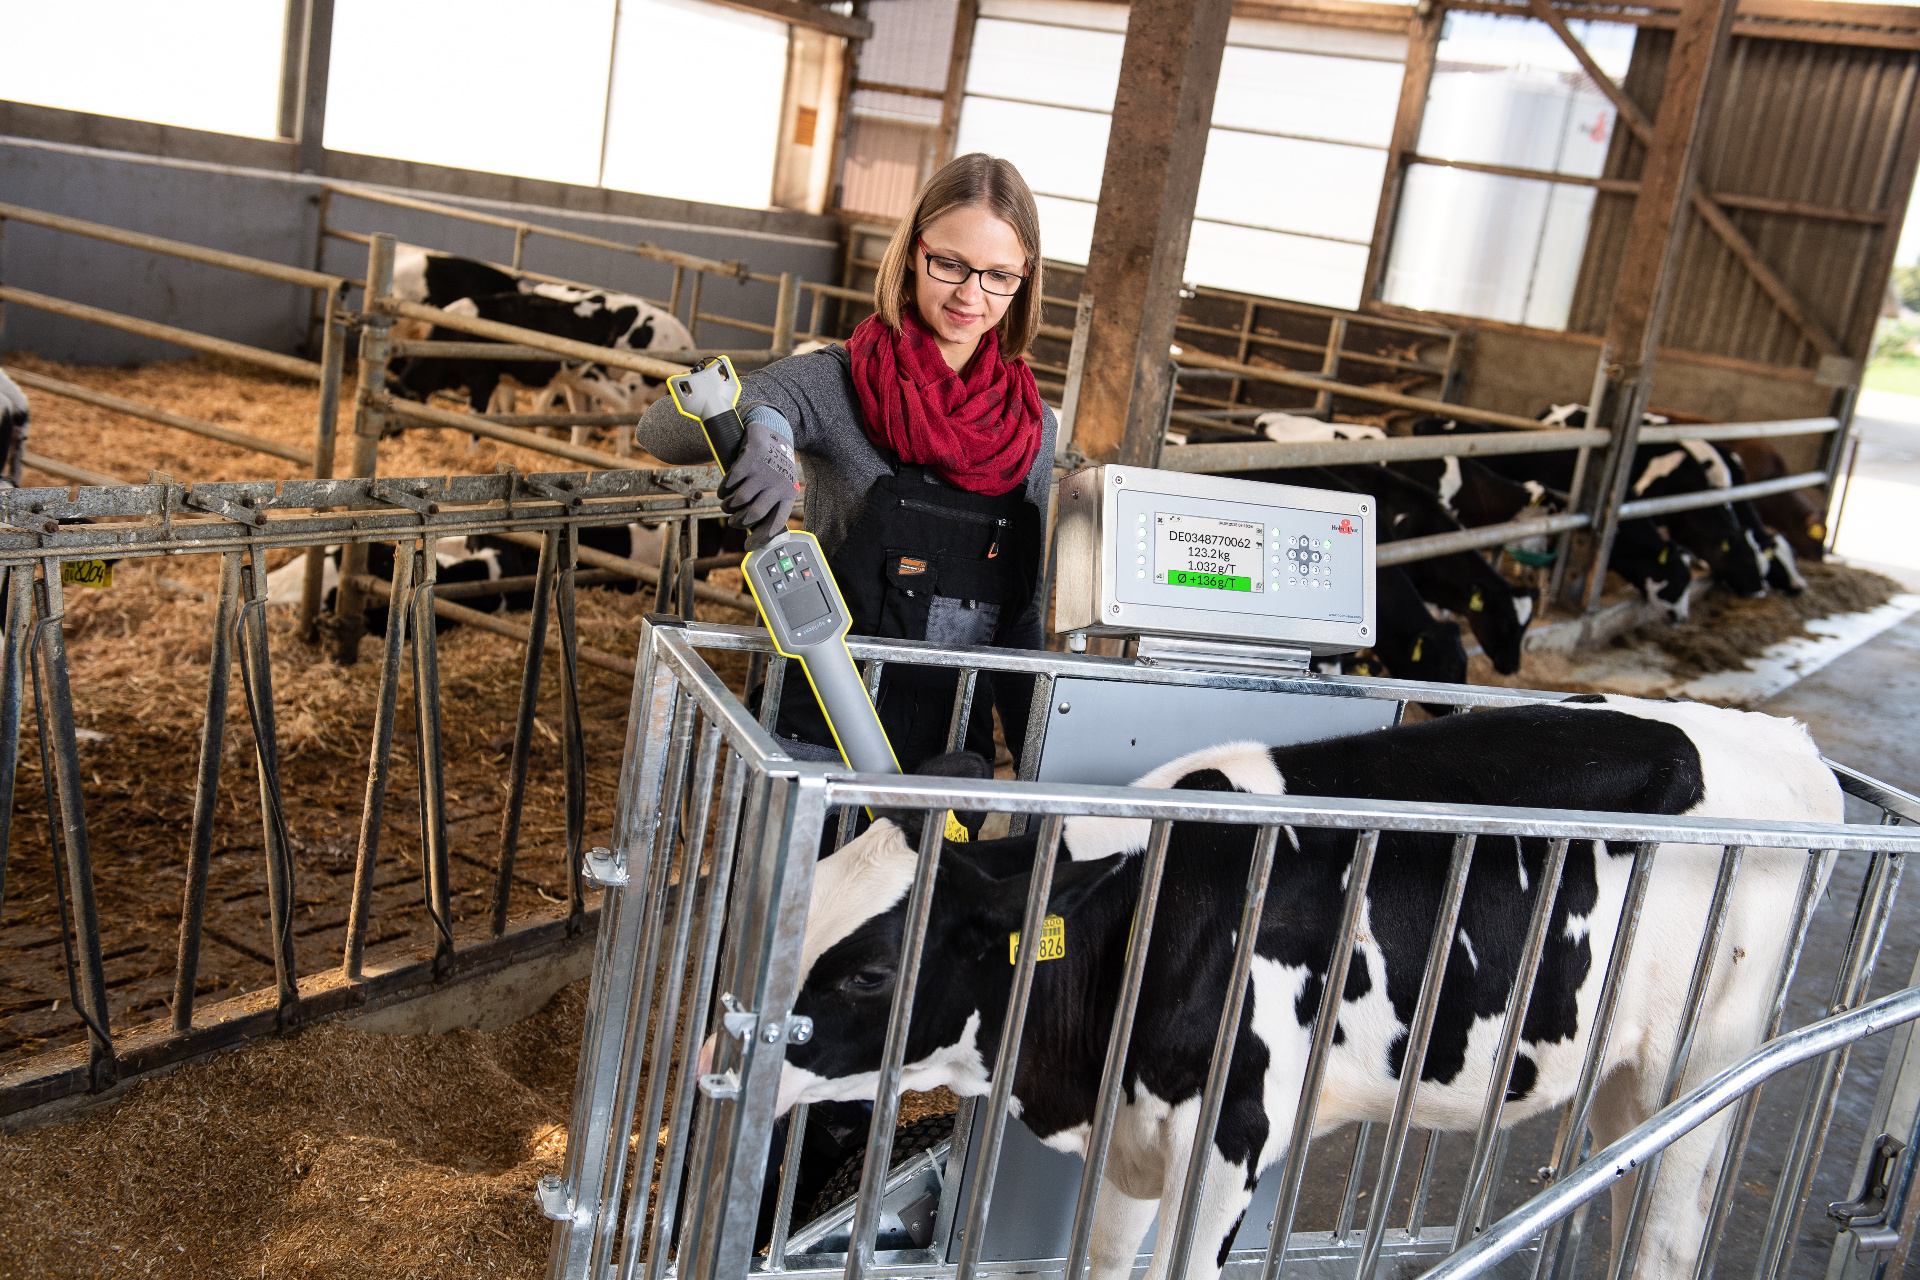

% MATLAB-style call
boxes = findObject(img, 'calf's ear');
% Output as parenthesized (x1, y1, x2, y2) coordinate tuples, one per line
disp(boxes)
(952, 856, 1125, 960)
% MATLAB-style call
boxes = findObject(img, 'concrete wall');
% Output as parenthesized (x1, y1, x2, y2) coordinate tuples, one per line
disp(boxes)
(0, 102, 842, 366)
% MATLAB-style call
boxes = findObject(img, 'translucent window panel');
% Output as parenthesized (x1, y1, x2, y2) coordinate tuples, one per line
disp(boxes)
(0, 0, 285, 139)
(955, 97, 1111, 202)
(328, 0, 616, 187)
(860, 0, 959, 92)
(600, 0, 788, 206)
(1419, 12, 1632, 176)
(1382, 165, 1596, 328)
(1212, 45, 1403, 148)
(1034, 194, 1098, 266)
(1185, 221, 1369, 311)
(1195, 130, 1386, 243)
(964, 18, 1123, 112)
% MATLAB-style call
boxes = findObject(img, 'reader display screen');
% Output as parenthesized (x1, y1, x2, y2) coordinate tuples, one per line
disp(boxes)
(1153, 513, 1263, 593)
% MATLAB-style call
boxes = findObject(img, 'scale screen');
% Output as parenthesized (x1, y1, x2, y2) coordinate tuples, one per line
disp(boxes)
(1153, 513, 1263, 593)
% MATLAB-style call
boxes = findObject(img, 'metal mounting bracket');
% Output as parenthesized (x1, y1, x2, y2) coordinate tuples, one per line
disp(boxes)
(582, 846, 627, 888)
(185, 489, 267, 527)
(535, 1173, 587, 1224)
(368, 481, 441, 516)
(1830, 1134, 1909, 1257)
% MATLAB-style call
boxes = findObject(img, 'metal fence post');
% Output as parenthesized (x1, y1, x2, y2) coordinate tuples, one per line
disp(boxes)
(341, 542, 414, 980)
(332, 233, 394, 664)
(773, 271, 797, 356)
(494, 526, 559, 937)
(0, 564, 31, 920)
(300, 282, 348, 639)
(172, 551, 243, 1031)
(31, 561, 116, 1090)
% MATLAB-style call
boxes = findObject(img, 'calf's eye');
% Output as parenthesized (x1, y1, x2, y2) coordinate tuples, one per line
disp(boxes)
(841, 966, 893, 994)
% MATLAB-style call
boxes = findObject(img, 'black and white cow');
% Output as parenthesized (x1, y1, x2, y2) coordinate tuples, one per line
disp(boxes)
(0, 368, 30, 488)
(1322, 565, 1469, 712)
(265, 538, 511, 633)
(391, 246, 521, 328)
(775, 696, 1839, 1280)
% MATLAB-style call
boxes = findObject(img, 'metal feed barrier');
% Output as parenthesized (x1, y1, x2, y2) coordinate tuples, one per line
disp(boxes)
(546, 619, 1920, 1280)
(0, 467, 746, 1119)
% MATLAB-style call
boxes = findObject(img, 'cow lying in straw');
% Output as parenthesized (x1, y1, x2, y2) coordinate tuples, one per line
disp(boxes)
(774, 695, 1838, 1280)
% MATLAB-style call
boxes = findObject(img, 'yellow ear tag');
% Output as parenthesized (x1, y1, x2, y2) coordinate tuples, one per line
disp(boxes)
(61, 560, 112, 590)
(1468, 589, 1484, 612)
(943, 810, 969, 843)
(1658, 546, 1670, 564)
(1010, 914, 1066, 964)
(1410, 636, 1424, 663)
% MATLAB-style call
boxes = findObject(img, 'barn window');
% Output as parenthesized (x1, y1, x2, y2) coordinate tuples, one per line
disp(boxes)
(0, 0, 286, 139)
(1378, 11, 1636, 329)
(951, 0, 1410, 310)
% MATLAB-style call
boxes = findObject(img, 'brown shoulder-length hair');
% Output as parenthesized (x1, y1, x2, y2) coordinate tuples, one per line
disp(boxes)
(872, 153, 1044, 361)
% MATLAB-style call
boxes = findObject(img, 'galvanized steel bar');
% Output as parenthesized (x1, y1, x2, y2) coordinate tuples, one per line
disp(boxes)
(1161, 428, 1610, 474)
(1528, 843, 1657, 1276)
(1166, 825, 1283, 1280)
(0, 200, 344, 290)
(619, 719, 724, 1277)
(1064, 818, 1174, 1280)
(847, 800, 959, 1279)
(332, 233, 394, 664)
(1612, 845, 1744, 1276)
(1359, 834, 1478, 1279)
(1617, 471, 1827, 521)
(645, 751, 752, 1280)
(235, 551, 300, 1012)
(341, 542, 414, 980)
(944, 668, 980, 754)
(4, 367, 315, 464)
(494, 528, 558, 937)
(1692, 848, 1833, 1280)
(0, 287, 322, 381)
(1377, 513, 1591, 568)
(1421, 986, 1920, 1280)
(1754, 839, 1907, 1280)
(409, 541, 456, 976)
(1260, 829, 1382, 1280)
(31, 565, 115, 1087)
(301, 286, 349, 636)
(171, 553, 243, 1030)
(555, 523, 588, 922)
(0, 566, 30, 934)
(1637, 416, 1837, 443)
(1455, 838, 1573, 1244)
(955, 815, 1069, 1280)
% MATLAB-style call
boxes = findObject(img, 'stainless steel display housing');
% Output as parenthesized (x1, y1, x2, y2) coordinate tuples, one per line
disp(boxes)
(1054, 464, 1377, 656)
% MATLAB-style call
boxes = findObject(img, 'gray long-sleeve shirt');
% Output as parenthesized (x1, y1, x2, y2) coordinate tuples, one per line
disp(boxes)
(634, 344, 1057, 613)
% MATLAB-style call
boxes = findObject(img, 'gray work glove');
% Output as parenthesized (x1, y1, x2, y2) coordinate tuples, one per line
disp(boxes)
(717, 404, 799, 547)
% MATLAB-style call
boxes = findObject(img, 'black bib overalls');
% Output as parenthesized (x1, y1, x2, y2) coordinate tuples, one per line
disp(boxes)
(775, 459, 1041, 772)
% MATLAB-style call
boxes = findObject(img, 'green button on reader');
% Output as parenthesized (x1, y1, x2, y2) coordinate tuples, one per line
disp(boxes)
(667, 356, 901, 778)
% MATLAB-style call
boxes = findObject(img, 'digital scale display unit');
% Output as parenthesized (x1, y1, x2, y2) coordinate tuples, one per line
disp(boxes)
(1054, 465, 1376, 656)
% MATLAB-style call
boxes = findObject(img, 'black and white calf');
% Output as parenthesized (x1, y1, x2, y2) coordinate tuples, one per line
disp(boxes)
(778, 696, 1839, 1280)
(0, 368, 29, 488)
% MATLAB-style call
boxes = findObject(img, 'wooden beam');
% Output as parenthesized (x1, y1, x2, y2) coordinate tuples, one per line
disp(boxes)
(853, 80, 946, 100)
(1075, 0, 1235, 466)
(706, 0, 872, 40)
(1232, 0, 1422, 32)
(1407, 153, 1644, 193)
(1583, 0, 1742, 610)
(1452, 0, 1920, 47)
(1710, 191, 1891, 222)
(1361, 4, 1443, 305)
(937, 0, 979, 168)
(1530, 0, 1843, 357)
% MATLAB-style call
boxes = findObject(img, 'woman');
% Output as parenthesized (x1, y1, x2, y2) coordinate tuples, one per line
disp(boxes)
(635, 153, 1056, 773)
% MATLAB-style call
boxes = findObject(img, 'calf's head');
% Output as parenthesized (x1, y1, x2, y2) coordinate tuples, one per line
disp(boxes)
(770, 821, 1118, 1115)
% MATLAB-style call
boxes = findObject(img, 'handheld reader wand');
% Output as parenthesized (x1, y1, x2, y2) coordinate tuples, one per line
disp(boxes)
(667, 357, 901, 777)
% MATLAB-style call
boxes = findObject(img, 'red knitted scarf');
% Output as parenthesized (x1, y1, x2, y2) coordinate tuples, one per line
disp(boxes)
(846, 310, 1043, 497)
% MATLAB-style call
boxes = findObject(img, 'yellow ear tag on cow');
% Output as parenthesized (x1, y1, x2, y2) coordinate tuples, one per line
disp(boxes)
(61, 560, 112, 590)
(1410, 636, 1424, 663)
(1010, 914, 1066, 964)
(1658, 546, 1670, 565)
(943, 810, 969, 843)
(1468, 589, 1484, 612)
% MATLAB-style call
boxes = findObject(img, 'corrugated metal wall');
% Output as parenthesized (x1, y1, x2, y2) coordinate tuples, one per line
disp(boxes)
(1568, 27, 1920, 369)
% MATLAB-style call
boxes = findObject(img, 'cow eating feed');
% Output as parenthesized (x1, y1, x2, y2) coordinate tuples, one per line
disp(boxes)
(777, 695, 1839, 1280)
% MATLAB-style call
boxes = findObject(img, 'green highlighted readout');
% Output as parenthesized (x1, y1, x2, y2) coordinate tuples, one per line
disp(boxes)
(1166, 570, 1253, 592)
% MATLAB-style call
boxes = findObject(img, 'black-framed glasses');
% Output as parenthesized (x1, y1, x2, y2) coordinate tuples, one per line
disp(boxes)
(918, 240, 1027, 297)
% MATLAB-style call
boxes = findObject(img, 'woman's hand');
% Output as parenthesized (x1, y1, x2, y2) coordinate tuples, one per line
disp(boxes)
(717, 405, 800, 545)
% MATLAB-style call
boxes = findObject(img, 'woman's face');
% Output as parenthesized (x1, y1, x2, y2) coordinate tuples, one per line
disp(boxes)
(912, 204, 1028, 371)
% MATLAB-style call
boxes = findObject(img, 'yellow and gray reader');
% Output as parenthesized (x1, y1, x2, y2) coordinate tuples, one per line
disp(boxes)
(668, 356, 900, 778)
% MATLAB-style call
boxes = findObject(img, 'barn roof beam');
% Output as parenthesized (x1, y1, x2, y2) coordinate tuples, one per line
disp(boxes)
(1527, 0, 1842, 358)
(705, 0, 873, 40)
(1457, 0, 1920, 50)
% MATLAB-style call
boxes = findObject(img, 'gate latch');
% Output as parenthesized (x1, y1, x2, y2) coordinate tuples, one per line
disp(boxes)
(582, 846, 628, 888)
(1828, 1133, 1909, 1257)
(718, 993, 813, 1045)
